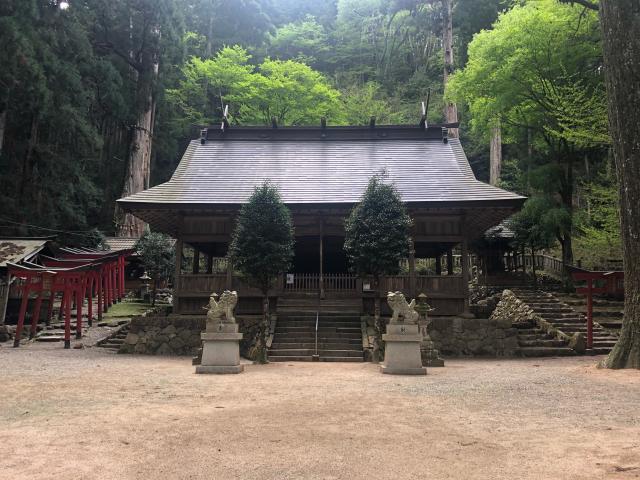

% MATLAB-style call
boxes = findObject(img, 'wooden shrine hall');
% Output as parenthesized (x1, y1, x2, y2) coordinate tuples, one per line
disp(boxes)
(118, 121, 525, 316)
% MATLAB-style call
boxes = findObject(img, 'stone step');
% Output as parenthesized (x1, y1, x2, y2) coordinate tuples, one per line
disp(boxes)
(271, 341, 361, 349)
(277, 321, 361, 328)
(518, 333, 553, 341)
(592, 341, 617, 348)
(275, 326, 361, 333)
(269, 348, 363, 357)
(518, 339, 567, 348)
(35, 335, 64, 342)
(274, 332, 362, 340)
(268, 355, 363, 362)
(519, 346, 576, 357)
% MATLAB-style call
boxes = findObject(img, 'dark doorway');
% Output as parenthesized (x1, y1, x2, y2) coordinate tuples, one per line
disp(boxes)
(292, 235, 349, 273)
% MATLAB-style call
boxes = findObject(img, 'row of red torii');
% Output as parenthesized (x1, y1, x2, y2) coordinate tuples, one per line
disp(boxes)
(7, 247, 133, 349)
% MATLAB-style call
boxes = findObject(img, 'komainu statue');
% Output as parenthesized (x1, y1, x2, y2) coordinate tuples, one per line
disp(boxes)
(387, 291, 420, 324)
(205, 290, 238, 327)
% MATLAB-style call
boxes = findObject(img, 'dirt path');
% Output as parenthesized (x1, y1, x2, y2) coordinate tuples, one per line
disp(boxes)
(0, 347, 638, 479)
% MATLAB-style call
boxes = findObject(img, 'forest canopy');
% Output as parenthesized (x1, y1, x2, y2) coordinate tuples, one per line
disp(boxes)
(0, 0, 621, 268)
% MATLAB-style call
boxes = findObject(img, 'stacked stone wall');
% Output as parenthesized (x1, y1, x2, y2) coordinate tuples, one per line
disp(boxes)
(119, 314, 262, 358)
(362, 314, 519, 357)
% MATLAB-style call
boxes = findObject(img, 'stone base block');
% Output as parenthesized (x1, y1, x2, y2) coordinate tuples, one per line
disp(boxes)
(195, 365, 244, 374)
(381, 323, 426, 375)
(380, 365, 426, 375)
(196, 323, 243, 374)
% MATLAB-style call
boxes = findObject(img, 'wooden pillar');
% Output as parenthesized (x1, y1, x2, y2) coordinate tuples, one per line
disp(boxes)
(206, 254, 213, 274)
(174, 239, 183, 314)
(13, 282, 30, 347)
(29, 285, 44, 340)
(193, 250, 200, 274)
(435, 254, 442, 276)
(226, 258, 233, 290)
(447, 250, 454, 275)
(408, 239, 416, 298)
(319, 219, 324, 299)
(63, 286, 71, 349)
(461, 236, 471, 315)
(76, 278, 83, 339)
(97, 271, 103, 321)
(87, 275, 93, 327)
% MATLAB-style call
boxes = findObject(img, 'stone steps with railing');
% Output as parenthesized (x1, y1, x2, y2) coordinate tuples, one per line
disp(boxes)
(511, 289, 619, 355)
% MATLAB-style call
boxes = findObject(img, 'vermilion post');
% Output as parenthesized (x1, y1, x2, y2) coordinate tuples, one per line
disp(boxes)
(64, 287, 72, 349)
(587, 278, 593, 350)
(97, 271, 103, 321)
(87, 275, 93, 327)
(29, 285, 44, 339)
(76, 278, 83, 339)
(13, 282, 31, 348)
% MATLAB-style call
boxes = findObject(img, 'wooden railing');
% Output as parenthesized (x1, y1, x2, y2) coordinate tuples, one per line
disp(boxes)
(284, 273, 320, 292)
(323, 274, 357, 292)
(178, 274, 227, 294)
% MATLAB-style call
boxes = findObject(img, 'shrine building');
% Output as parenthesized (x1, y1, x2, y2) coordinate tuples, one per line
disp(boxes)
(117, 122, 525, 317)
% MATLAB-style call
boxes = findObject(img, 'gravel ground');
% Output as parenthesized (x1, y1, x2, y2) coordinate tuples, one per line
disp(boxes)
(0, 346, 638, 480)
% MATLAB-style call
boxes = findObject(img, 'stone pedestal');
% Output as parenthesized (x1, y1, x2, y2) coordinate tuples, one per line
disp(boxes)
(195, 323, 244, 374)
(380, 323, 426, 375)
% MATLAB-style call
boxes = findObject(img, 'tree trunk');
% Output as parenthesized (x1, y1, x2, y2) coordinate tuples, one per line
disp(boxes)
(116, 66, 157, 238)
(442, 0, 458, 137)
(373, 275, 383, 362)
(599, 0, 640, 369)
(152, 279, 157, 306)
(0, 109, 6, 156)
(260, 294, 269, 364)
(489, 122, 502, 186)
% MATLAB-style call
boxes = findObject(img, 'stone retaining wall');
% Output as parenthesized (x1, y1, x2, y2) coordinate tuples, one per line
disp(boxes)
(362, 314, 519, 357)
(119, 314, 262, 358)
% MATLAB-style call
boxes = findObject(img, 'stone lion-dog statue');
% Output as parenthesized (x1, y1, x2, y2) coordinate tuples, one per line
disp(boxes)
(205, 290, 238, 327)
(387, 291, 420, 324)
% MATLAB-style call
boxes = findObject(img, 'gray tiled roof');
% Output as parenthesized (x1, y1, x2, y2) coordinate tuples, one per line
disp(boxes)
(118, 132, 524, 207)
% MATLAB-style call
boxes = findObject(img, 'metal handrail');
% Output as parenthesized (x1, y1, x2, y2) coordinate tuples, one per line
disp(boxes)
(313, 311, 319, 361)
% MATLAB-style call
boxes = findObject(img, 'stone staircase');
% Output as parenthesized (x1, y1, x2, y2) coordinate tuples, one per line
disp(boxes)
(514, 320, 575, 357)
(555, 293, 624, 335)
(97, 321, 131, 352)
(268, 297, 364, 362)
(511, 289, 618, 355)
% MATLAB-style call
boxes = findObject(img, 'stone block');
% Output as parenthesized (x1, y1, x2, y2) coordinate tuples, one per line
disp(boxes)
(125, 333, 139, 345)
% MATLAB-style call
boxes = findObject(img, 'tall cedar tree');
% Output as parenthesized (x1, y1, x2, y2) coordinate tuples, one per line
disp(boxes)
(344, 176, 411, 359)
(598, 0, 640, 369)
(229, 182, 294, 363)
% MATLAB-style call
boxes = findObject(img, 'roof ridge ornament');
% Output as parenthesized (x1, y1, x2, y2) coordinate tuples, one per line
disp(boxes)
(419, 89, 431, 130)
(220, 104, 230, 132)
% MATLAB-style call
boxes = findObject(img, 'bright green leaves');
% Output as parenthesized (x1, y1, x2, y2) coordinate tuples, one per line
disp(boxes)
(447, 0, 602, 146)
(168, 46, 342, 127)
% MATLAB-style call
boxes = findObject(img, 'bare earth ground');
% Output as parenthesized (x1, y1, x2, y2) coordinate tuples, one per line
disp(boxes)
(0, 346, 639, 480)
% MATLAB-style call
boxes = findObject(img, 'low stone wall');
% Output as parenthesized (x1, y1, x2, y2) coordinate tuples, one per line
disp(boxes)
(119, 314, 262, 358)
(362, 314, 519, 357)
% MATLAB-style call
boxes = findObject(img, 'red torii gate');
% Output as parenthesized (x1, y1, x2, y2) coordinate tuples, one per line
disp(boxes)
(571, 270, 624, 350)
(8, 248, 133, 349)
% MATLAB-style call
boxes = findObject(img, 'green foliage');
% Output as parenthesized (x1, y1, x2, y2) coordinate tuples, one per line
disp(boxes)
(229, 182, 295, 294)
(344, 175, 412, 279)
(510, 197, 570, 253)
(135, 232, 175, 300)
(341, 82, 407, 125)
(447, 0, 602, 144)
(574, 176, 622, 266)
(168, 47, 342, 126)
(268, 15, 330, 68)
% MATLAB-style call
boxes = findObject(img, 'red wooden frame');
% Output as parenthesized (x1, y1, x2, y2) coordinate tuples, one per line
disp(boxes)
(7, 248, 133, 349)
(572, 270, 624, 350)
